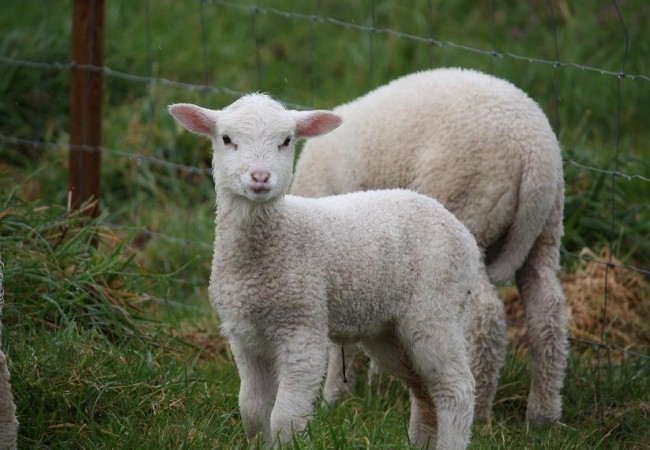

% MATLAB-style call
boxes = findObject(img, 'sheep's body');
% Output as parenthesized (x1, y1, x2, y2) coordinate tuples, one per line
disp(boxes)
(0, 260, 18, 450)
(170, 94, 478, 449)
(292, 68, 568, 424)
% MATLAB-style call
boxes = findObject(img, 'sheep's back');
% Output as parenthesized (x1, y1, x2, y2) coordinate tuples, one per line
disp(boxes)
(293, 68, 562, 250)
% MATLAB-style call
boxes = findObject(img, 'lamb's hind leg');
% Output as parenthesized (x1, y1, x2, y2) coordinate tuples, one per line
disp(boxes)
(322, 343, 357, 405)
(515, 187, 568, 424)
(360, 336, 438, 448)
(398, 318, 474, 450)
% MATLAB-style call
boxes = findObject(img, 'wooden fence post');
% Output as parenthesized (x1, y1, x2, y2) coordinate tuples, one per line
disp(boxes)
(69, 0, 105, 216)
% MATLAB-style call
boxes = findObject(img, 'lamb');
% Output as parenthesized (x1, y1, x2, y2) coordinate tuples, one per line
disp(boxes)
(0, 259, 18, 450)
(169, 93, 480, 449)
(291, 68, 568, 425)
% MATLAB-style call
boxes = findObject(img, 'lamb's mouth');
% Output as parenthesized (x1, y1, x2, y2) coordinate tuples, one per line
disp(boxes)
(244, 186, 274, 201)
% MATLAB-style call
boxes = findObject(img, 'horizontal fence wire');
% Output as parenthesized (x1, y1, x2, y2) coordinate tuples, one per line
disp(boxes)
(202, 0, 650, 82)
(0, 133, 212, 176)
(0, 56, 307, 110)
(2, 132, 649, 185)
(0, 134, 650, 183)
(2, 130, 650, 280)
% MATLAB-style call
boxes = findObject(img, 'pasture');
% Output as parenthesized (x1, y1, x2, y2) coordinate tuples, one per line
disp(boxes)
(1, 1, 649, 448)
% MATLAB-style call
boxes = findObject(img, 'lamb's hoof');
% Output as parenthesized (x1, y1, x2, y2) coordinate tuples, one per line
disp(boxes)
(321, 386, 352, 407)
(472, 406, 492, 426)
(526, 395, 561, 425)
(475, 419, 492, 437)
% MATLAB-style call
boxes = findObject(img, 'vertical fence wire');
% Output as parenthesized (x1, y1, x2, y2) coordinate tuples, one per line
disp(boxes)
(39, 0, 52, 143)
(199, 0, 210, 93)
(253, 0, 263, 90)
(546, 0, 561, 135)
(427, 0, 434, 68)
(197, 0, 210, 174)
(489, 0, 497, 74)
(309, 0, 321, 108)
(595, 0, 631, 414)
(368, 0, 376, 91)
(144, 0, 155, 149)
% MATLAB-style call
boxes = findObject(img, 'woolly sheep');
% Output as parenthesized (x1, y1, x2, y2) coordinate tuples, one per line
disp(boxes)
(292, 68, 568, 425)
(0, 259, 18, 450)
(169, 93, 480, 449)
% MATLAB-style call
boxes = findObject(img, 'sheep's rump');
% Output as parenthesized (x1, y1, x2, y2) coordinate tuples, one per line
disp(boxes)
(292, 68, 563, 283)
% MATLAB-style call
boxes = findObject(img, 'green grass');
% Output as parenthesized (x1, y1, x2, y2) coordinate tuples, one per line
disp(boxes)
(1, 0, 650, 448)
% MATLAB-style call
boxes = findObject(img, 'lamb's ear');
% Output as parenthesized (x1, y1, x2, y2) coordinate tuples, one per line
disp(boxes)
(292, 110, 342, 138)
(168, 103, 218, 137)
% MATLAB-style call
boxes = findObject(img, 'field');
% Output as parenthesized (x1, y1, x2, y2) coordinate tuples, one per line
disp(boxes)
(1, 0, 649, 448)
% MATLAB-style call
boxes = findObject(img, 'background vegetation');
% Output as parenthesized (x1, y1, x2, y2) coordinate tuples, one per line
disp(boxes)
(1, 0, 649, 448)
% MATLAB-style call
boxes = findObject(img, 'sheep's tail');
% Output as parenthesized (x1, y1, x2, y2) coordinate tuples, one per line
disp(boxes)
(485, 155, 561, 284)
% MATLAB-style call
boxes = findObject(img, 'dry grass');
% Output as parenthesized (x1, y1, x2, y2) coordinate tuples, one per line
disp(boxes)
(502, 247, 650, 353)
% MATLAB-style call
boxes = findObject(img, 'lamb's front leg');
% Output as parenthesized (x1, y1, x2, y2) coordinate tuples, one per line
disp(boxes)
(230, 339, 277, 444)
(270, 328, 328, 446)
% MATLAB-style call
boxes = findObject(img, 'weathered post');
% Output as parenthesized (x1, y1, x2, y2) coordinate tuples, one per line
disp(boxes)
(69, 0, 105, 216)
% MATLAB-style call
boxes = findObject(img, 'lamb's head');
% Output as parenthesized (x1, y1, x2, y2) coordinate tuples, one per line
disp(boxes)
(169, 94, 341, 204)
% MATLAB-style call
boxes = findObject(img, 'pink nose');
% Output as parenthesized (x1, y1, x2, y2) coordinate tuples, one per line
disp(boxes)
(250, 169, 270, 184)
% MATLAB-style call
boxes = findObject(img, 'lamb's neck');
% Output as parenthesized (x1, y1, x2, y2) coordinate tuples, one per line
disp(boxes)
(215, 191, 283, 233)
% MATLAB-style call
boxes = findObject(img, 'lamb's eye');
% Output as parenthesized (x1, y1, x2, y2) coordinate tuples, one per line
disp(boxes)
(281, 137, 291, 147)
(222, 135, 232, 145)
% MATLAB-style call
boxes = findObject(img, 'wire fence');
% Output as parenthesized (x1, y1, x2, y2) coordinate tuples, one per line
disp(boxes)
(1, 0, 649, 405)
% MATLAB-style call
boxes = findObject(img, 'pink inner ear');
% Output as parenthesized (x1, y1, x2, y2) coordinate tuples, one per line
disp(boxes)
(169, 104, 215, 136)
(296, 112, 342, 137)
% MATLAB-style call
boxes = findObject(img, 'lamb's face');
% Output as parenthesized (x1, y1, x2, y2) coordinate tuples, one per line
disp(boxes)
(168, 94, 342, 206)
(213, 99, 297, 203)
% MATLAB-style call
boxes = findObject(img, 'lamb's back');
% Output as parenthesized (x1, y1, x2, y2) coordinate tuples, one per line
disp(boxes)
(284, 190, 476, 342)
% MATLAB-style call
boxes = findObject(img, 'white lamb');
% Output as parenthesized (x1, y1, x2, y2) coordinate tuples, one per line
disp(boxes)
(292, 68, 568, 425)
(169, 93, 480, 449)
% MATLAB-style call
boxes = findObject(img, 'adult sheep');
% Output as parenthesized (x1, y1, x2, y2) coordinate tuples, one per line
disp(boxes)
(169, 93, 479, 449)
(292, 68, 567, 425)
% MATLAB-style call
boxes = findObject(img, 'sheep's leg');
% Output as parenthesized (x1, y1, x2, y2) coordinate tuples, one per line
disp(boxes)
(270, 329, 327, 446)
(0, 350, 17, 450)
(515, 190, 567, 424)
(230, 339, 277, 444)
(398, 319, 474, 450)
(360, 336, 437, 448)
(322, 343, 357, 405)
(468, 265, 507, 424)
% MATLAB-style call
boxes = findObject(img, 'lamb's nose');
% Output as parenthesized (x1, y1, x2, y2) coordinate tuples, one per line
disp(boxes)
(251, 169, 270, 183)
